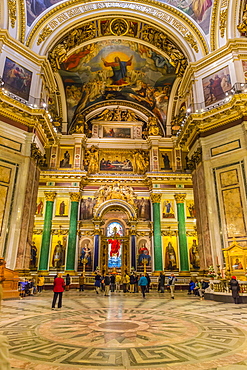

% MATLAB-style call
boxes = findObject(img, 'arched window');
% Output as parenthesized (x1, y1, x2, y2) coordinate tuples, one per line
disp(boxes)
(106, 222, 124, 237)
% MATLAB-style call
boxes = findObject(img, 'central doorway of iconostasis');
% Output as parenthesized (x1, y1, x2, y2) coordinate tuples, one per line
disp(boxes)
(101, 220, 130, 275)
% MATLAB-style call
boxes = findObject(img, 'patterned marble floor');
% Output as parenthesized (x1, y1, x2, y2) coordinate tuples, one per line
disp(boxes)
(1, 291, 247, 370)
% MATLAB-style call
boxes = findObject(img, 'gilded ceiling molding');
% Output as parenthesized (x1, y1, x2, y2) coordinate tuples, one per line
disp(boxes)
(37, 26, 53, 46)
(25, 0, 208, 56)
(8, 0, 17, 28)
(19, 0, 26, 43)
(210, 0, 219, 51)
(220, 8, 228, 38)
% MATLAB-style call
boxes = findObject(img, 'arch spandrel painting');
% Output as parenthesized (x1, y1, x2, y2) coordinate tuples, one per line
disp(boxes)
(157, 0, 213, 34)
(59, 40, 176, 126)
(26, 0, 64, 26)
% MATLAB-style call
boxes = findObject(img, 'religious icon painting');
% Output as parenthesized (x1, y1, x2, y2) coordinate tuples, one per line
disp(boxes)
(50, 235, 67, 269)
(59, 147, 74, 168)
(137, 239, 151, 267)
(202, 66, 231, 107)
(79, 238, 93, 270)
(188, 237, 200, 270)
(30, 235, 42, 270)
(163, 199, 175, 218)
(107, 221, 123, 269)
(103, 126, 131, 138)
(186, 201, 196, 219)
(2, 57, 32, 101)
(231, 256, 244, 271)
(36, 197, 45, 217)
(55, 198, 69, 217)
(163, 236, 178, 271)
(159, 150, 172, 171)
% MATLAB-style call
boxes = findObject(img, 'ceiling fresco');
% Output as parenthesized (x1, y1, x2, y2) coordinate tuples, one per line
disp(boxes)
(59, 40, 177, 127)
(26, 0, 213, 34)
(156, 0, 213, 34)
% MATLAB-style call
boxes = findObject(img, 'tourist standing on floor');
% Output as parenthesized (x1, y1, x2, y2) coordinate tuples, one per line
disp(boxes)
(130, 272, 135, 293)
(229, 276, 240, 304)
(145, 273, 151, 292)
(79, 274, 84, 292)
(167, 273, 177, 299)
(37, 275, 44, 293)
(138, 274, 148, 298)
(95, 273, 101, 294)
(159, 272, 165, 293)
(115, 274, 121, 292)
(52, 273, 65, 310)
(65, 274, 71, 291)
(110, 274, 115, 292)
(122, 273, 130, 293)
(104, 274, 110, 296)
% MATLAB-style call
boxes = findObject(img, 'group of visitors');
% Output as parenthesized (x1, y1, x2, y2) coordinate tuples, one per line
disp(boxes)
(94, 272, 177, 299)
(188, 279, 209, 299)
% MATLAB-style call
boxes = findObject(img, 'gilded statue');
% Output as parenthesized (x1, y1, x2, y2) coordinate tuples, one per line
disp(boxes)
(147, 116, 161, 136)
(132, 150, 149, 174)
(85, 146, 99, 174)
(92, 108, 140, 122)
(94, 182, 137, 208)
(237, 5, 247, 33)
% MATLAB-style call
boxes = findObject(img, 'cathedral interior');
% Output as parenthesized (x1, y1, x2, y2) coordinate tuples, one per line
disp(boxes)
(2, 0, 247, 368)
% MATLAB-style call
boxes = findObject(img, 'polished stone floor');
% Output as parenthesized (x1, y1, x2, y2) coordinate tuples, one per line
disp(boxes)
(1, 290, 247, 370)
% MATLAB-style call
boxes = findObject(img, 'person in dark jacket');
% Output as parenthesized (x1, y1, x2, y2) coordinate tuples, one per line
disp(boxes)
(159, 272, 165, 293)
(104, 274, 110, 296)
(52, 273, 65, 309)
(229, 276, 240, 304)
(79, 274, 84, 292)
(110, 274, 115, 292)
(188, 280, 196, 294)
(130, 272, 136, 293)
(65, 274, 71, 291)
(145, 273, 151, 292)
(95, 273, 101, 294)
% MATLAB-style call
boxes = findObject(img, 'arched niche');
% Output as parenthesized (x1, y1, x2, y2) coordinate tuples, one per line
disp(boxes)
(94, 200, 137, 221)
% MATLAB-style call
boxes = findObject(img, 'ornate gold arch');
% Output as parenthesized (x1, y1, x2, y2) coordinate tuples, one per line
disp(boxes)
(93, 200, 137, 220)
(25, 0, 208, 56)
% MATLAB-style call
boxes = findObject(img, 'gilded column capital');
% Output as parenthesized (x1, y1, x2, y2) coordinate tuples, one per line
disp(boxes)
(44, 192, 57, 202)
(151, 193, 162, 203)
(69, 192, 81, 202)
(174, 193, 186, 203)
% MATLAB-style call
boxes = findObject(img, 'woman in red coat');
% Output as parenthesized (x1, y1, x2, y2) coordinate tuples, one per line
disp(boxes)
(52, 273, 65, 309)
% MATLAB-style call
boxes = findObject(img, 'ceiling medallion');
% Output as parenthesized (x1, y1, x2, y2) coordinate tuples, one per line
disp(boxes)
(110, 18, 129, 36)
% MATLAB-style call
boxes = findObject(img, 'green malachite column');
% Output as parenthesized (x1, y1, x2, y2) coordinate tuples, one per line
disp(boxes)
(66, 192, 81, 271)
(174, 193, 189, 271)
(39, 192, 57, 271)
(151, 193, 163, 271)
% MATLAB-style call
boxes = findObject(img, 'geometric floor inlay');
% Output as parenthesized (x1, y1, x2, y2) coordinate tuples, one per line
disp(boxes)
(1, 292, 247, 369)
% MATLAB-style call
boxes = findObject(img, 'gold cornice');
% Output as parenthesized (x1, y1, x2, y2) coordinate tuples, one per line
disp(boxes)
(0, 91, 57, 144)
(25, 0, 208, 55)
(176, 94, 247, 148)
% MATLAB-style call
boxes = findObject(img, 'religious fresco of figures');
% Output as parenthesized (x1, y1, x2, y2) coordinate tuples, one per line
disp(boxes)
(100, 152, 133, 172)
(188, 237, 200, 270)
(163, 199, 175, 219)
(186, 201, 196, 219)
(2, 58, 32, 101)
(59, 40, 176, 126)
(26, 0, 63, 26)
(242, 61, 247, 81)
(78, 238, 93, 270)
(55, 198, 69, 217)
(80, 197, 96, 220)
(157, 0, 212, 34)
(107, 222, 124, 268)
(137, 239, 151, 266)
(159, 151, 172, 171)
(135, 198, 151, 220)
(103, 126, 131, 138)
(163, 237, 178, 271)
(202, 66, 231, 107)
(59, 147, 74, 168)
(30, 235, 42, 270)
(49, 235, 67, 269)
(36, 197, 44, 217)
